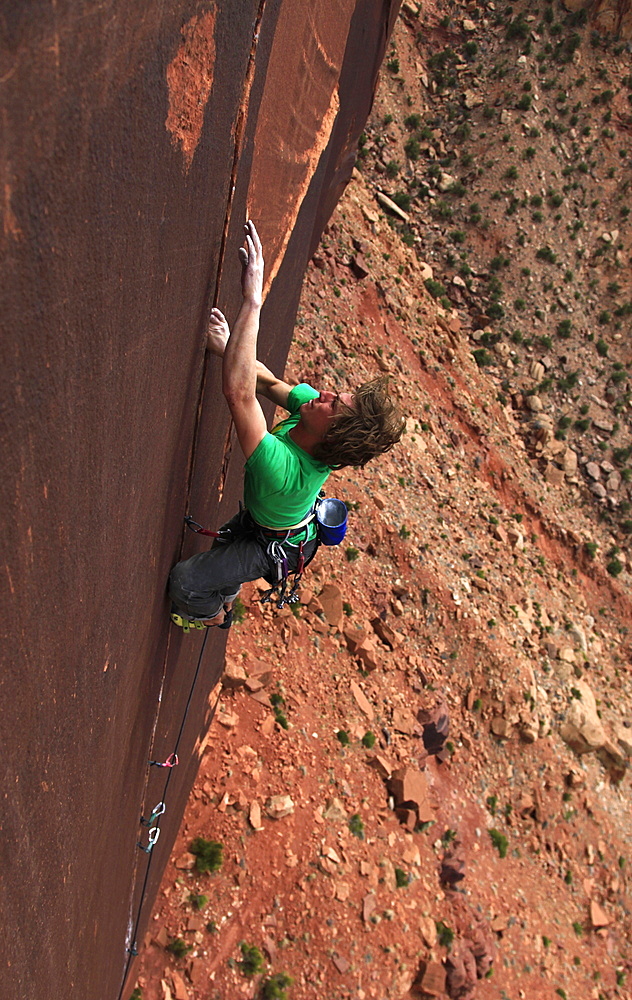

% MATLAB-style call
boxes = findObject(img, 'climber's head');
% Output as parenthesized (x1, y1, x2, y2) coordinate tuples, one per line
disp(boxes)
(310, 376, 404, 469)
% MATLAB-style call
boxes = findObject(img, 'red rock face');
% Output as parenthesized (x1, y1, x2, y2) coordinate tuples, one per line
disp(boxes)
(563, 0, 632, 37)
(0, 2, 400, 998)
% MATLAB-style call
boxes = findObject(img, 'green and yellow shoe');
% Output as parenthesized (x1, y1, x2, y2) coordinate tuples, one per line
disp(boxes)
(170, 612, 208, 633)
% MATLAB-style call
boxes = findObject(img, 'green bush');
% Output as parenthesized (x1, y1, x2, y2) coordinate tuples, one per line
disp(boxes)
(239, 942, 264, 977)
(336, 730, 350, 746)
(425, 278, 447, 300)
(404, 137, 420, 161)
(167, 938, 192, 959)
(349, 813, 365, 839)
(391, 190, 411, 211)
(486, 302, 505, 320)
(189, 892, 208, 911)
(261, 973, 294, 1000)
(436, 920, 455, 948)
(189, 837, 223, 875)
(472, 349, 493, 367)
(395, 867, 410, 888)
(536, 246, 557, 263)
(557, 319, 572, 338)
(596, 338, 609, 357)
(232, 596, 246, 623)
(607, 559, 623, 577)
(489, 828, 508, 858)
(506, 17, 529, 39)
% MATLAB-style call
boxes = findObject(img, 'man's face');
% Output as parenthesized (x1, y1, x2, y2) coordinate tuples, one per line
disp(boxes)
(300, 390, 354, 439)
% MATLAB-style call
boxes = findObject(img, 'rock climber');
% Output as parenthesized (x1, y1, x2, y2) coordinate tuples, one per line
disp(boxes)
(169, 220, 404, 630)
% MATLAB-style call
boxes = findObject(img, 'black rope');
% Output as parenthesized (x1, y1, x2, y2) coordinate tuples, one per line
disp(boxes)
(116, 627, 219, 1000)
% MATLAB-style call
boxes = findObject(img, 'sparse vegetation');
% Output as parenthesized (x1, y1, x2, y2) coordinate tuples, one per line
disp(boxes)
(189, 837, 223, 875)
(349, 813, 365, 839)
(260, 973, 294, 1000)
(167, 938, 192, 959)
(489, 829, 508, 858)
(239, 942, 265, 977)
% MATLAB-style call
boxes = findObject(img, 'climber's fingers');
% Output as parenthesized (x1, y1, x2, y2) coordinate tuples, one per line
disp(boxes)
(246, 219, 262, 255)
(239, 224, 264, 303)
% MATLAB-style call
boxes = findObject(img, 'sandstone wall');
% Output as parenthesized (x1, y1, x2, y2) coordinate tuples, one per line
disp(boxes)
(0, 3, 399, 997)
(563, 0, 632, 37)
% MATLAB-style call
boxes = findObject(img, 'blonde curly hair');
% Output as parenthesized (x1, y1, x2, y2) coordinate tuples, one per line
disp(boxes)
(313, 376, 404, 469)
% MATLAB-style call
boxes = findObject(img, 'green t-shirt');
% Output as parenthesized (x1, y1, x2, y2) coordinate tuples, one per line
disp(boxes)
(244, 383, 332, 534)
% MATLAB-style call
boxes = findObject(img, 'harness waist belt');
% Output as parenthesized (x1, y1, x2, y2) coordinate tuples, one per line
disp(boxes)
(253, 510, 315, 538)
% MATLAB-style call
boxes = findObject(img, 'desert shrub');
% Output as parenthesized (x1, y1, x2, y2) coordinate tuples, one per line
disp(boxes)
(189, 837, 223, 874)
(536, 246, 557, 263)
(239, 943, 264, 977)
(404, 137, 420, 160)
(425, 278, 446, 300)
(489, 829, 508, 858)
(557, 319, 572, 338)
(391, 190, 411, 211)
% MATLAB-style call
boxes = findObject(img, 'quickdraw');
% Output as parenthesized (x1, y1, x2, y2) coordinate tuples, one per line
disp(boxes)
(137, 825, 160, 854)
(183, 514, 230, 539)
(141, 801, 166, 827)
(260, 536, 309, 609)
(149, 752, 179, 768)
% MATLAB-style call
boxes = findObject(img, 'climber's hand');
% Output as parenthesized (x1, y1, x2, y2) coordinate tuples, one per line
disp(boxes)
(207, 308, 230, 356)
(238, 220, 264, 307)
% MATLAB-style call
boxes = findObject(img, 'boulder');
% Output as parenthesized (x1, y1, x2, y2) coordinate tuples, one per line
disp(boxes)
(318, 583, 343, 628)
(388, 767, 434, 824)
(266, 794, 295, 819)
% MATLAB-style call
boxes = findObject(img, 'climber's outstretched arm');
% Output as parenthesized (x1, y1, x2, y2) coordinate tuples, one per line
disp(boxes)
(222, 222, 270, 459)
(209, 314, 292, 408)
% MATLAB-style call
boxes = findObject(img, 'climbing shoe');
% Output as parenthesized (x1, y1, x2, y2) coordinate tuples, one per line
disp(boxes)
(170, 605, 233, 633)
(170, 612, 208, 633)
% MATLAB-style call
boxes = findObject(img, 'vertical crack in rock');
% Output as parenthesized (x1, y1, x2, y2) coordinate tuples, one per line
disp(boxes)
(247, 0, 353, 300)
(217, 424, 233, 503)
(214, 0, 267, 304)
(185, 0, 266, 513)
(165, 7, 217, 171)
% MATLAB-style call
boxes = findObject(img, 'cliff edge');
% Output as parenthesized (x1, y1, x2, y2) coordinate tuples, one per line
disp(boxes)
(0, 3, 400, 998)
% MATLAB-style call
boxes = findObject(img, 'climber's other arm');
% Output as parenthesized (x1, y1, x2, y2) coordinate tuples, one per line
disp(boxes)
(222, 222, 269, 459)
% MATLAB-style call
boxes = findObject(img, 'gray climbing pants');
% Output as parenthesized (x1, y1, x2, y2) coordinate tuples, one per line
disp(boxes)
(168, 510, 317, 620)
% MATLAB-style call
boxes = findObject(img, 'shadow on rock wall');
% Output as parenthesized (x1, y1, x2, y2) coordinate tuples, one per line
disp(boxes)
(0, 2, 400, 998)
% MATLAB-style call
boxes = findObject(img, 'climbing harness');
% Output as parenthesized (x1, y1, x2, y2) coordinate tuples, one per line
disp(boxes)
(180, 497, 348, 613)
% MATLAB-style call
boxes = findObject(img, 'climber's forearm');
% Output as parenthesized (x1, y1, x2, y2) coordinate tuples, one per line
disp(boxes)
(222, 298, 261, 405)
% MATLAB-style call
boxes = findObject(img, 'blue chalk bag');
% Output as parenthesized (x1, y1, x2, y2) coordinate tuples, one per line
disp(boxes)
(316, 498, 348, 546)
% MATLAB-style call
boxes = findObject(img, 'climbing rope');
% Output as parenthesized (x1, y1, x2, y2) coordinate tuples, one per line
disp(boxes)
(116, 628, 221, 1000)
